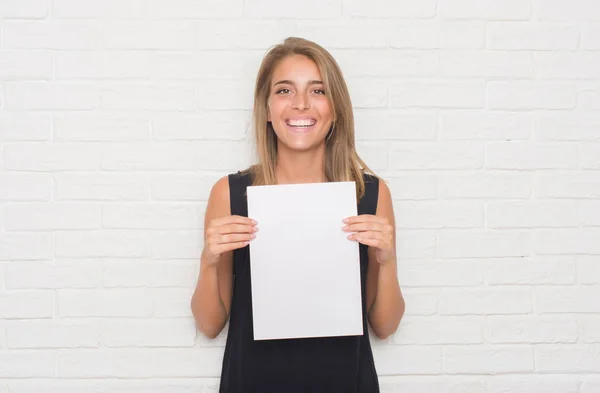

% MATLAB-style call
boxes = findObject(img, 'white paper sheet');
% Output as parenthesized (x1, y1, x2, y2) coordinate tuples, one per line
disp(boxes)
(247, 181, 364, 341)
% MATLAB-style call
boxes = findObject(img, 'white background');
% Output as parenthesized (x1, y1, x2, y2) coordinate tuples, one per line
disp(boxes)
(1, 0, 600, 392)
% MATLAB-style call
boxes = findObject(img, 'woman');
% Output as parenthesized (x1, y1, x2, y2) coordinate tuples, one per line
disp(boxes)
(191, 37, 405, 393)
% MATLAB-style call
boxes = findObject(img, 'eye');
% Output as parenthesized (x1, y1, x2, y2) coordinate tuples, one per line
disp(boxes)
(276, 88, 291, 94)
(313, 89, 326, 95)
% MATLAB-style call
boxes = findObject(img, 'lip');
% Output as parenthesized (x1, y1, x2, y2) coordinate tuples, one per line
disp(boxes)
(285, 121, 317, 133)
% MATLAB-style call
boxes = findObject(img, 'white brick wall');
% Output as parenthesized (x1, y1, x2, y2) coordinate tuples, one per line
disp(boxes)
(0, 0, 599, 391)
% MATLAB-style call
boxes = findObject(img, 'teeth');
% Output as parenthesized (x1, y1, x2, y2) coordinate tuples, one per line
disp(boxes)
(287, 119, 315, 127)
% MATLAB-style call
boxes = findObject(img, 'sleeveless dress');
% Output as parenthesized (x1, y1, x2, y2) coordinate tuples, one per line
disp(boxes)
(219, 171, 380, 393)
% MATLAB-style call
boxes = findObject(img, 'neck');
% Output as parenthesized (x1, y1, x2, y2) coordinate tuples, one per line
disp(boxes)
(275, 143, 326, 184)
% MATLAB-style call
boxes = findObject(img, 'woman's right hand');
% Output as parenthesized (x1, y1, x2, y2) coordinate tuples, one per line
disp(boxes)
(201, 215, 258, 268)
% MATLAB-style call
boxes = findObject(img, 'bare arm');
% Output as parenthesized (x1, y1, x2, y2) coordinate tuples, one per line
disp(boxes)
(365, 180, 405, 339)
(190, 176, 254, 339)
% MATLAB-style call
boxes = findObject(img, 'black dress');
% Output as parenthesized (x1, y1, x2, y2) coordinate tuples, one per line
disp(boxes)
(219, 171, 380, 393)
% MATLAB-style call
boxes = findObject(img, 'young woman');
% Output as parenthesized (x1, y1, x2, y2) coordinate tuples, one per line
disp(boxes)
(191, 37, 405, 393)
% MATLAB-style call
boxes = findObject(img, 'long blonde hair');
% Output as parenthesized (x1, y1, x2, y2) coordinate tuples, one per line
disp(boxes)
(244, 37, 375, 200)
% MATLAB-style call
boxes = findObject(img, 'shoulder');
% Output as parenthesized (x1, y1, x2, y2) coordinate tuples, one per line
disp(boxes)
(206, 175, 232, 218)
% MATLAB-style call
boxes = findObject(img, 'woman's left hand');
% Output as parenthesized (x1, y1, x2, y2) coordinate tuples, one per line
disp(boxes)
(342, 215, 395, 265)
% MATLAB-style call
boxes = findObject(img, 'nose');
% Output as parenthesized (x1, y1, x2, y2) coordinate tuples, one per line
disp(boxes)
(292, 91, 309, 111)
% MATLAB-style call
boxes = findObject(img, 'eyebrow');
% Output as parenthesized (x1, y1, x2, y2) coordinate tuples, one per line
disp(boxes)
(273, 79, 324, 86)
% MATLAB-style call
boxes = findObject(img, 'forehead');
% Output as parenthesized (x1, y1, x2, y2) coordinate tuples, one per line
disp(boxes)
(271, 55, 323, 83)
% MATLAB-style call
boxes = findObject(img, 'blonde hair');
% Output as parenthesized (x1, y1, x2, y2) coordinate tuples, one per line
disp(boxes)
(244, 37, 375, 200)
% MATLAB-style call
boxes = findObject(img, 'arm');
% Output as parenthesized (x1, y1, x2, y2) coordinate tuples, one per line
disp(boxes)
(364, 181, 405, 339)
(190, 176, 234, 339)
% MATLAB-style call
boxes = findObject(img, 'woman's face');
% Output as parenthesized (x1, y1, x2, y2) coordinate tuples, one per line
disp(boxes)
(267, 55, 334, 152)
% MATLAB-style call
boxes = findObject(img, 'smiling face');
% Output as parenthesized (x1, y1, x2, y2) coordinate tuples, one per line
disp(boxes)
(267, 54, 334, 153)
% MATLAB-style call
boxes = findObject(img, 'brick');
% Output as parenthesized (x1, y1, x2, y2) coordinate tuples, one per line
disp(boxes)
(355, 143, 389, 171)
(147, 0, 242, 18)
(391, 21, 485, 49)
(378, 376, 487, 393)
(487, 142, 578, 170)
(441, 111, 532, 140)
(9, 381, 102, 393)
(441, 51, 533, 78)
(537, 53, 600, 79)
(0, 351, 56, 377)
(196, 21, 295, 50)
(346, 0, 436, 18)
(103, 22, 194, 50)
(4, 143, 104, 171)
(402, 289, 439, 315)
(578, 256, 600, 284)
(56, 173, 150, 201)
(535, 171, 600, 199)
(394, 200, 484, 228)
(373, 345, 442, 375)
(536, 286, 600, 313)
(487, 22, 580, 50)
(487, 201, 579, 228)
(539, 0, 600, 21)
(56, 51, 151, 80)
(2, 22, 99, 49)
(152, 288, 195, 317)
(0, 115, 51, 141)
(197, 80, 254, 110)
(151, 174, 220, 201)
(537, 113, 600, 141)
(6, 260, 101, 289)
(393, 316, 484, 344)
(4, 203, 101, 231)
(4, 82, 97, 111)
(582, 317, 600, 342)
(100, 83, 195, 112)
(399, 262, 485, 287)
(295, 21, 390, 49)
(101, 319, 195, 347)
(580, 377, 600, 393)
(0, 174, 52, 201)
(391, 82, 485, 109)
(103, 260, 197, 288)
(488, 81, 577, 110)
(151, 112, 249, 141)
(346, 79, 388, 109)
(396, 230, 437, 259)
(391, 142, 484, 170)
(486, 257, 576, 284)
(535, 228, 600, 254)
(0, 291, 54, 319)
(98, 380, 215, 393)
(486, 316, 578, 344)
(150, 348, 223, 377)
(103, 204, 202, 229)
(57, 289, 154, 317)
(58, 350, 153, 378)
(56, 230, 148, 258)
(53, 0, 148, 19)
(333, 50, 438, 78)
(579, 89, 600, 111)
(244, 0, 340, 18)
(440, 230, 531, 258)
(582, 23, 600, 49)
(536, 345, 600, 372)
(354, 109, 439, 140)
(488, 375, 582, 393)
(55, 114, 149, 142)
(444, 346, 534, 373)
(386, 174, 437, 200)
(150, 51, 260, 81)
(149, 231, 203, 259)
(0, 0, 48, 18)
(6, 321, 99, 348)
(439, 172, 531, 199)
(440, 0, 531, 20)
(0, 233, 53, 261)
(0, 51, 53, 80)
(440, 288, 532, 315)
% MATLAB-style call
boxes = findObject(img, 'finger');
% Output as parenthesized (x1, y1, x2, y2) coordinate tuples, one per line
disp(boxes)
(215, 240, 251, 254)
(217, 233, 256, 245)
(349, 230, 384, 242)
(216, 223, 258, 235)
(343, 222, 389, 233)
(211, 215, 257, 227)
(343, 215, 386, 225)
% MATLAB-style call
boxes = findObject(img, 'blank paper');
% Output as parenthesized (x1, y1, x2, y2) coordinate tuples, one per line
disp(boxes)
(247, 181, 363, 341)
